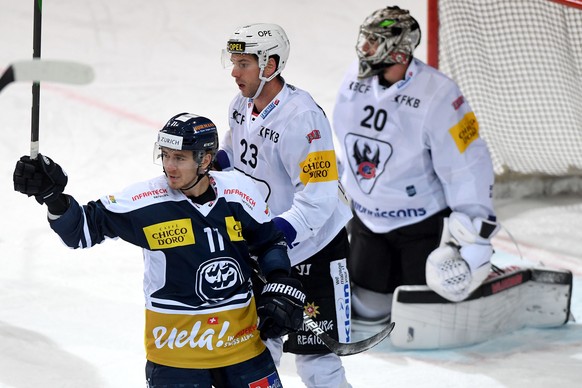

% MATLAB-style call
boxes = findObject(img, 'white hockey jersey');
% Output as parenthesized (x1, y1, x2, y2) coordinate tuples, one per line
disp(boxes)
(221, 83, 352, 265)
(333, 59, 495, 234)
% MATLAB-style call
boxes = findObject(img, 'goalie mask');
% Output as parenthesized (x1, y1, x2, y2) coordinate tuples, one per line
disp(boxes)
(155, 112, 218, 166)
(356, 6, 421, 79)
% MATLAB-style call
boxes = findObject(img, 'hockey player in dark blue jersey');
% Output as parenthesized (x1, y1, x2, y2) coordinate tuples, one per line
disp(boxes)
(13, 112, 305, 387)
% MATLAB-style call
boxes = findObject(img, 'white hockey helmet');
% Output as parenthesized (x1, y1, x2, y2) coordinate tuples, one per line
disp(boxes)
(224, 23, 290, 82)
(356, 6, 421, 79)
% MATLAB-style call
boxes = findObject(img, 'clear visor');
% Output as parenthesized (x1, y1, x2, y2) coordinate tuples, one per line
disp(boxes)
(221, 49, 234, 69)
(153, 143, 163, 165)
(221, 50, 261, 71)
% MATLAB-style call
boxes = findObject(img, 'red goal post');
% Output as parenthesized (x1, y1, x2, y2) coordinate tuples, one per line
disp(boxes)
(427, 0, 582, 195)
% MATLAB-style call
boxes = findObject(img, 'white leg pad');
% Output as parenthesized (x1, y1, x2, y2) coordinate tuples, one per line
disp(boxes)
(390, 267, 572, 349)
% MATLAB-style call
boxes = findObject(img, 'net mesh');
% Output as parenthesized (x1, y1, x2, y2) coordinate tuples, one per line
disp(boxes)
(437, 0, 582, 184)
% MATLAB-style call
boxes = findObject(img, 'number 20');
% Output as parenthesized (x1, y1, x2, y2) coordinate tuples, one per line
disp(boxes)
(360, 105, 387, 132)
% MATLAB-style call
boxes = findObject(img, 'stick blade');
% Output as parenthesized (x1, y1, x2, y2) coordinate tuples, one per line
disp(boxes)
(11, 59, 95, 85)
(333, 322, 395, 356)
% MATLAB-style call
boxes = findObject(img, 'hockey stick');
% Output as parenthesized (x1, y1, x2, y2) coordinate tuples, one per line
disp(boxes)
(256, 273, 395, 356)
(31, 0, 42, 159)
(0, 60, 95, 92)
(302, 312, 395, 356)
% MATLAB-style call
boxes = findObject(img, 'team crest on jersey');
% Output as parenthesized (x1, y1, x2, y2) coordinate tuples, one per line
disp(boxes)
(196, 258, 244, 302)
(345, 133, 392, 194)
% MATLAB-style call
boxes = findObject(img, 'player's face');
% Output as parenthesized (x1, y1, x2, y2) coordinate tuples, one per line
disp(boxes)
(161, 148, 199, 190)
(359, 35, 380, 57)
(229, 53, 262, 98)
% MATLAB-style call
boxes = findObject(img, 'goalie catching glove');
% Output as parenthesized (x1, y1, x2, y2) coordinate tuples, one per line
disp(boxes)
(257, 274, 306, 340)
(426, 212, 500, 302)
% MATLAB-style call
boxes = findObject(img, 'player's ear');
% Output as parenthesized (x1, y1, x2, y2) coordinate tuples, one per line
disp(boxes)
(264, 57, 277, 78)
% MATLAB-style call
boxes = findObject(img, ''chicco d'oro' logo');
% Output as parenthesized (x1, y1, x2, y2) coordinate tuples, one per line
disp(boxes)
(143, 218, 195, 250)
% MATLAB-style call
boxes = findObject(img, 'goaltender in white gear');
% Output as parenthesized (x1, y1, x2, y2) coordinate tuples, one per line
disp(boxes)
(332, 6, 499, 324)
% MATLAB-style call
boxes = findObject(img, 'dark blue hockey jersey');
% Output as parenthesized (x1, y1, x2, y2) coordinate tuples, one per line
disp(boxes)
(49, 170, 289, 368)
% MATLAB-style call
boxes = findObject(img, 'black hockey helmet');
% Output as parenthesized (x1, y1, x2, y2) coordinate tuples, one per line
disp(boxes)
(155, 113, 219, 165)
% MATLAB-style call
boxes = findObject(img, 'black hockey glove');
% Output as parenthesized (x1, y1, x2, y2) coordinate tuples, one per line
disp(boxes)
(13, 154, 68, 205)
(256, 275, 306, 340)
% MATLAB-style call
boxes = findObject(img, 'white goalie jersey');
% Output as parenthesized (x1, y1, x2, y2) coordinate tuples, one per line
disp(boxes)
(333, 59, 496, 234)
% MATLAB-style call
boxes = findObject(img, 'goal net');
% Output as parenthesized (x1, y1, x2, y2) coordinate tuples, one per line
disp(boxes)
(432, 0, 582, 196)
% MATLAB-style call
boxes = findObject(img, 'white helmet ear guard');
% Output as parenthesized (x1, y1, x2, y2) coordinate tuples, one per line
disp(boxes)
(223, 23, 290, 82)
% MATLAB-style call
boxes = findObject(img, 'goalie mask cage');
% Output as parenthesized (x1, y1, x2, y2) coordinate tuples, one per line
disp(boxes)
(427, 0, 582, 196)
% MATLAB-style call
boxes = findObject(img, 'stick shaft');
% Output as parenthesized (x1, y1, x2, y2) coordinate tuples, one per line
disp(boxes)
(31, 0, 42, 158)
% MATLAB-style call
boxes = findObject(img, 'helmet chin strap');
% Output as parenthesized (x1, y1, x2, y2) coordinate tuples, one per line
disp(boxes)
(180, 164, 208, 193)
(180, 173, 205, 192)
(252, 79, 267, 99)
(252, 65, 278, 99)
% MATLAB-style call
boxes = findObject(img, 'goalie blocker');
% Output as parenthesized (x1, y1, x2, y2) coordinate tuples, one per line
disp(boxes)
(390, 266, 572, 349)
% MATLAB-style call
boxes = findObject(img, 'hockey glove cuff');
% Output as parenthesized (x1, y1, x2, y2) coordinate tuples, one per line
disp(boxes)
(257, 276, 306, 340)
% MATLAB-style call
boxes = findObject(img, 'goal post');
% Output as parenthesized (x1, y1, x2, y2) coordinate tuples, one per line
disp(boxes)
(427, 0, 582, 196)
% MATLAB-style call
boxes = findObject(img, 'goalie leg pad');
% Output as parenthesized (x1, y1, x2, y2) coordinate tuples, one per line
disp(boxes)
(352, 285, 392, 321)
(390, 267, 573, 349)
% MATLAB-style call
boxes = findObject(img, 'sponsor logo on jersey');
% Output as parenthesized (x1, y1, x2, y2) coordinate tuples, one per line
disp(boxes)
(346, 134, 392, 194)
(348, 81, 371, 94)
(449, 111, 479, 153)
(232, 109, 245, 124)
(107, 195, 117, 203)
(394, 94, 421, 108)
(258, 126, 279, 143)
(299, 150, 339, 185)
(196, 258, 244, 301)
(145, 306, 262, 367)
(223, 188, 257, 210)
(352, 200, 427, 219)
(260, 99, 279, 119)
(406, 185, 417, 197)
(151, 319, 231, 351)
(249, 371, 282, 388)
(306, 129, 321, 143)
(297, 318, 335, 346)
(452, 95, 465, 110)
(143, 218, 195, 249)
(132, 188, 169, 202)
(224, 216, 244, 242)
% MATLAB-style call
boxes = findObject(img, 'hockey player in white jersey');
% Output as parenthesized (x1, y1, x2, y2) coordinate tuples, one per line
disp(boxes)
(217, 23, 353, 388)
(332, 6, 500, 324)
